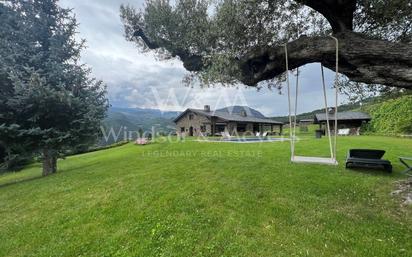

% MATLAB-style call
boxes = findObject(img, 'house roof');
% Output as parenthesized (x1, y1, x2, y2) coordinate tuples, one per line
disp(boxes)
(173, 108, 284, 125)
(215, 106, 266, 119)
(299, 119, 314, 123)
(314, 111, 371, 123)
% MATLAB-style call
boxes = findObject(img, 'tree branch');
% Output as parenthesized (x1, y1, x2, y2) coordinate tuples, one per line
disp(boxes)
(296, 0, 357, 32)
(133, 28, 159, 49)
(132, 29, 203, 71)
(238, 31, 412, 89)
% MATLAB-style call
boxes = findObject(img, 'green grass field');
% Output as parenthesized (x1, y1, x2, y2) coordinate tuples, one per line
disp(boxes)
(0, 136, 411, 257)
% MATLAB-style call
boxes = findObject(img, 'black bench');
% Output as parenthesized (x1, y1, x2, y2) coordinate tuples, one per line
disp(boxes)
(345, 149, 392, 173)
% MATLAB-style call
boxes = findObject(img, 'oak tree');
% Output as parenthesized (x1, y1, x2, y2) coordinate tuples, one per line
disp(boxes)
(120, 0, 412, 89)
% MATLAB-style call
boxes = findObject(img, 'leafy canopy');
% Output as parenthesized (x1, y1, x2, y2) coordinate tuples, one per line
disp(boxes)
(121, 0, 412, 87)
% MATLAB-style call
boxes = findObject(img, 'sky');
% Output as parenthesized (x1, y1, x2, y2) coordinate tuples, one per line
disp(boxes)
(59, 0, 345, 117)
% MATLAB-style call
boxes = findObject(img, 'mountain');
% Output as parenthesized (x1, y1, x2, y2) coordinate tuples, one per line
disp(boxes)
(216, 106, 267, 118)
(109, 107, 180, 120)
(100, 107, 180, 145)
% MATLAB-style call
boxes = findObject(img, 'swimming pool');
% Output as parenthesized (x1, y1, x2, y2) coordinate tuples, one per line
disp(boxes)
(201, 137, 289, 143)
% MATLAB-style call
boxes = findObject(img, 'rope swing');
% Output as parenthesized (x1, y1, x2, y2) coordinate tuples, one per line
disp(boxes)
(285, 35, 340, 165)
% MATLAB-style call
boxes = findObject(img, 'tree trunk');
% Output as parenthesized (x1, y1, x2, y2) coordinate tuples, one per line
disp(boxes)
(52, 155, 57, 174)
(42, 149, 57, 176)
(296, 0, 357, 32)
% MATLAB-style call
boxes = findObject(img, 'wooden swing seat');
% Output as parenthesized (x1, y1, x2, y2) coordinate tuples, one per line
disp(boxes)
(291, 156, 338, 165)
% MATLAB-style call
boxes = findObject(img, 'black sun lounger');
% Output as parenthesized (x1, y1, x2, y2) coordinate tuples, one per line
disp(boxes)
(345, 149, 392, 173)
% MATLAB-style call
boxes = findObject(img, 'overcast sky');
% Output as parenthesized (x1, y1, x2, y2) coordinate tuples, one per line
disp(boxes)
(60, 0, 345, 117)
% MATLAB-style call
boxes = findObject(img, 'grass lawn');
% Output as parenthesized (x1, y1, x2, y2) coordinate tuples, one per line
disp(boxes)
(0, 136, 411, 257)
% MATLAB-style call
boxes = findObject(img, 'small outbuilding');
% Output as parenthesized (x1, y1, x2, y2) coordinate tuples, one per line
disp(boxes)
(314, 109, 371, 135)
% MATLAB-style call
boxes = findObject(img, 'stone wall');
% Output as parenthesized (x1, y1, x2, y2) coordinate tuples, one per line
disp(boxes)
(175, 111, 212, 136)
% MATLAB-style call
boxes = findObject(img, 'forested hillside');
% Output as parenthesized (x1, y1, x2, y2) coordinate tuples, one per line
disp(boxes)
(100, 107, 179, 145)
(271, 101, 364, 123)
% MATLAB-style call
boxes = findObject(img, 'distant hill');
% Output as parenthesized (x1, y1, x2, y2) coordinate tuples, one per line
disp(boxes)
(100, 107, 180, 145)
(271, 102, 363, 123)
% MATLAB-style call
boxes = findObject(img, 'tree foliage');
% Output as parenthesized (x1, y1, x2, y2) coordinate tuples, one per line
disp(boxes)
(121, 0, 329, 86)
(362, 95, 412, 135)
(0, 0, 109, 174)
(355, 0, 412, 42)
(120, 0, 412, 88)
(338, 78, 412, 103)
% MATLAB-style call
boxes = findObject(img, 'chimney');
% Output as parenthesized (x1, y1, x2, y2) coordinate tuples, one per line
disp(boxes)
(204, 105, 210, 112)
(240, 110, 247, 117)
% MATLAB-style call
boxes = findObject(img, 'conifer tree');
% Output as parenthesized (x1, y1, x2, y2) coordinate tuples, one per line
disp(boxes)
(0, 1, 109, 175)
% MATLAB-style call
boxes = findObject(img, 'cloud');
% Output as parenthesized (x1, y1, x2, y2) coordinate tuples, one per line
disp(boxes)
(59, 0, 345, 117)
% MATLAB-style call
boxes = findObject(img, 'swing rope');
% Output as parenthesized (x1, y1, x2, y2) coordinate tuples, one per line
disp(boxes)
(285, 44, 294, 159)
(321, 65, 334, 159)
(330, 35, 339, 161)
(292, 67, 299, 157)
(285, 35, 339, 164)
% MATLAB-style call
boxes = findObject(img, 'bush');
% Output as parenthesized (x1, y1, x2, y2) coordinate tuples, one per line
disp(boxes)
(0, 143, 34, 173)
(66, 141, 130, 156)
(0, 145, 5, 164)
(363, 95, 412, 136)
(0, 153, 33, 173)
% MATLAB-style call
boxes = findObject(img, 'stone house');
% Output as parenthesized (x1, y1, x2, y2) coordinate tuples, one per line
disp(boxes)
(174, 105, 284, 136)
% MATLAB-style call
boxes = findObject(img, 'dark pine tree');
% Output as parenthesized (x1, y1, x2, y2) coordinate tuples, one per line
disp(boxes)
(0, 0, 109, 175)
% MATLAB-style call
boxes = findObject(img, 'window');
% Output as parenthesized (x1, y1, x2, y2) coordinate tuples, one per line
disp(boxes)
(237, 123, 247, 132)
(189, 114, 194, 120)
(200, 125, 206, 132)
(253, 123, 260, 132)
(216, 125, 226, 133)
(180, 127, 185, 132)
